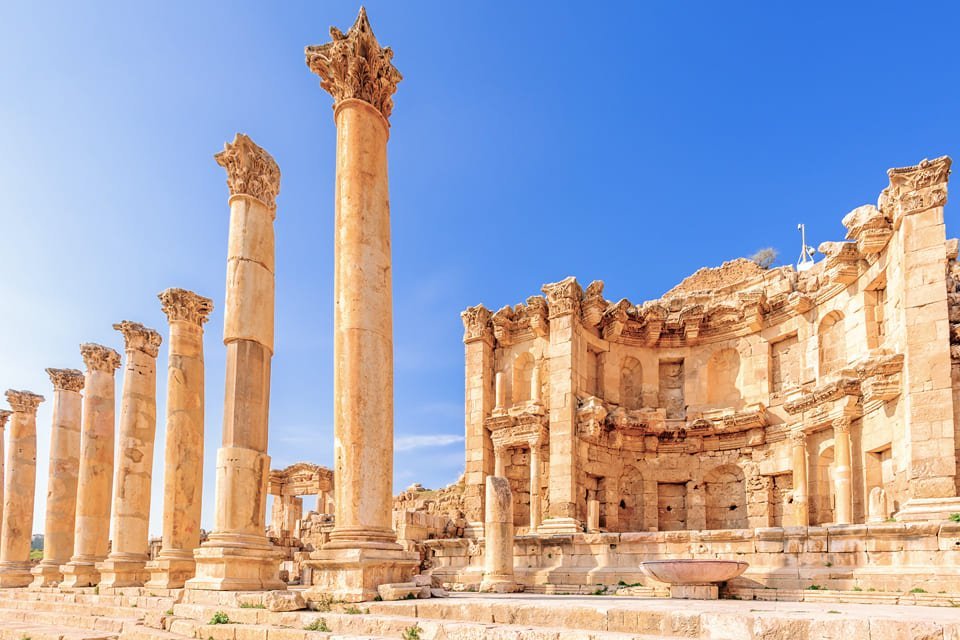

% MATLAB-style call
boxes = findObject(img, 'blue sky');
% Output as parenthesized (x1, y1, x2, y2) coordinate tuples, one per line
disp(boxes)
(1, 2, 958, 535)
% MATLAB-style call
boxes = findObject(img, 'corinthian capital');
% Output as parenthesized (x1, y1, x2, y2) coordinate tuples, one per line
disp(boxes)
(158, 288, 214, 326)
(0, 409, 11, 428)
(461, 304, 493, 345)
(880, 155, 951, 219)
(305, 7, 403, 121)
(215, 133, 281, 211)
(5, 389, 44, 414)
(80, 343, 122, 373)
(46, 368, 85, 393)
(541, 276, 583, 320)
(113, 321, 162, 357)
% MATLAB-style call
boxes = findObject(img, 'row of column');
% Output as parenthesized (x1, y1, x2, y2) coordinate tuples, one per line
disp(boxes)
(789, 417, 853, 527)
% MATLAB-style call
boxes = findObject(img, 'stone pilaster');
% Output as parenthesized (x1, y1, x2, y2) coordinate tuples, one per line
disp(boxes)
(461, 305, 494, 531)
(146, 288, 213, 589)
(789, 430, 809, 527)
(0, 390, 44, 587)
(60, 343, 121, 589)
(479, 476, 518, 593)
(303, 8, 417, 603)
(538, 276, 582, 534)
(186, 133, 283, 592)
(97, 322, 161, 589)
(832, 418, 853, 525)
(30, 369, 83, 588)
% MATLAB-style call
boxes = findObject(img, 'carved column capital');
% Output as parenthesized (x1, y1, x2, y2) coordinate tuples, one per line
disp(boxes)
(80, 343, 122, 373)
(113, 321, 162, 358)
(305, 7, 403, 121)
(788, 430, 807, 447)
(461, 304, 493, 345)
(832, 417, 852, 434)
(0, 409, 10, 428)
(541, 276, 583, 320)
(45, 368, 84, 392)
(158, 288, 214, 326)
(5, 389, 44, 414)
(215, 133, 281, 211)
(881, 155, 951, 219)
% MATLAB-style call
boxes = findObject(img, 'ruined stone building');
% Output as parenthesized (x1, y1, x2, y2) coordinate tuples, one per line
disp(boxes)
(459, 156, 957, 538)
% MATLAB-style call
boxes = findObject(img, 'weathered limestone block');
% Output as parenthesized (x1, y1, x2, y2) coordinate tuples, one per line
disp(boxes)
(377, 582, 421, 601)
(480, 477, 519, 593)
(31, 369, 84, 588)
(264, 590, 305, 612)
(61, 343, 121, 589)
(0, 390, 44, 587)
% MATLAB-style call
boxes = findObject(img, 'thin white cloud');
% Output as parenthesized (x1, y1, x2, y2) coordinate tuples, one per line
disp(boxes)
(395, 433, 464, 452)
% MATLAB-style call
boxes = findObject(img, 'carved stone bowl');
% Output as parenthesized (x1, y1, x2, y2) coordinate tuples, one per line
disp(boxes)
(640, 559, 749, 585)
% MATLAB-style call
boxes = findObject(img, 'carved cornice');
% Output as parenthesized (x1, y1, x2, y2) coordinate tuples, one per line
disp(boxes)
(541, 276, 582, 320)
(783, 377, 861, 416)
(491, 305, 517, 347)
(80, 343, 122, 374)
(601, 299, 631, 341)
(0, 409, 10, 429)
(158, 288, 214, 326)
(215, 133, 281, 211)
(854, 353, 904, 409)
(488, 413, 547, 450)
(305, 7, 403, 121)
(461, 304, 493, 345)
(45, 368, 84, 393)
(113, 321, 162, 358)
(5, 389, 44, 414)
(818, 241, 860, 285)
(526, 296, 549, 338)
(881, 156, 951, 222)
(842, 204, 892, 255)
(581, 280, 606, 327)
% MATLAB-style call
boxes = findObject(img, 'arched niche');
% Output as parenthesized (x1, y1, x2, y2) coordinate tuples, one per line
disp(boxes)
(617, 465, 644, 532)
(818, 311, 847, 377)
(703, 464, 747, 530)
(512, 351, 534, 404)
(619, 356, 643, 410)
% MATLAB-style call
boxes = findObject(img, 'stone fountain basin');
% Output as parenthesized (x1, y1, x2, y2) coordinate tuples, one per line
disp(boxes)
(640, 559, 749, 585)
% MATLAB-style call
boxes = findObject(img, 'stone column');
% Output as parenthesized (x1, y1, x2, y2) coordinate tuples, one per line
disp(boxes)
(587, 490, 601, 533)
(30, 369, 84, 588)
(0, 390, 44, 587)
(0, 410, 8, 537)
(832, 418, 853, 525)
(790, 430, 809, 527)
(303, 8, 417, 603)
(529, 438, 541, 531)
(146, 288, 213, 589)
(479, 476, 519, 593)
(461, 305, 495, 531)
(186, 134, 284, 592)
(530, 363, 542, 404)
(61, 343, 121, 588)
(494, 444, 507, 478)
(494, 372, 506, 412)
(97, 322, 161, 588)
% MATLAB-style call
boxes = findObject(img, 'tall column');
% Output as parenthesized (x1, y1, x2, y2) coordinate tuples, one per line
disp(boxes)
(97, 322, 161, 588)
(0, 410, 8, 537)
(479, 476, 519, 593)
(304, 8, 417, 603)
(30, 369, 84, 588)
(832, 418, 853, 525)
(494, 444, 507, 478)
(61, 343, 121, 588)
(461, 305, 495, 532)
(146, 288, 213, 589)
(186, 134, 283, 592)
(530, 363, 542, 404)
(790, 430, 809, 527)
(529, 438, 541, 531)
(586, 490, 601, 533)
(494, 372, 506, 412)
(0, 390, 44, 587)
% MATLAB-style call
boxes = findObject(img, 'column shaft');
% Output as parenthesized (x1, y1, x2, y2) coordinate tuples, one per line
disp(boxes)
(480, 476, 518, 593)
(529, 443, 541, 531)
(0, 391, 43, 588)
(791, 432, 809, 527)
(833, 419, 853, 525)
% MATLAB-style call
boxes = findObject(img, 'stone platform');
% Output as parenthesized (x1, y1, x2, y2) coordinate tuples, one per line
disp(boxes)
(0, 588, 960, 639)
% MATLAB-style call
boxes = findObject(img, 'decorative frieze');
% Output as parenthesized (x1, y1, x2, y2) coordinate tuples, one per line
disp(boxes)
(214, 133, 281, 211)
(305, 7, 403, 121)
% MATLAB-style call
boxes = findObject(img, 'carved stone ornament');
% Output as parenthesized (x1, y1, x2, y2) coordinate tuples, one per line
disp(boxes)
(305, 7, 403, 121)
(788, 430, 807, 446)
(581, 280, 606, 327)
(215, 133, 281, 211)
(832, 417, 851, 434)
(0, 409, 10, 428)
(113, 321, 162, 358)
(461, 304, 493, 343)
(525, 296, 549, 338)
(880, 156, 951, 219)
(159, 288, 214, 326)
(491, 305, 516, 347)
(45, 368, 84, 392)
(541, 276, 582, 319)
(5, 389, 44, 414)
(80, 343, 122, 373)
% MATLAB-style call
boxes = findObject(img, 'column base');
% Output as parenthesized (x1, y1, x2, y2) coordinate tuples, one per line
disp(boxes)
(185, 534, 284, 592)
(0, 562, 34, 588)
(479, 575, 521, 593)
(144, 553, 196, 590)
(29, 561, 65, 589)
(96, 555, 149, 589)
(304, 545, 419, 603)
(669, 584, 718, 600)
(894, 497, 960, 522)
(537, 517, 581, 535)
(59, 560, 102, 589)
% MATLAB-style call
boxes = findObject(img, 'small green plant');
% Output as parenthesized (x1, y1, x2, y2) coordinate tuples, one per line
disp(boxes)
(165, 608, 174, 615)
(852, 586, 862, 592)
(93, 585, 99, 595)
(867, 588, 877, 592)
(209, 611, 230, 625)
(885, 517, 897, 523)
(806, 584, 826, 591)
(402, 625, 423, 640)
(591, 587, 606, 595)
(910, 587, 927, 594)
(824, 561, 833, 567)
(344, 604, 364, 614)
(374, 594, 383, 601)
(304, 618, 331, 632)
(311, 594, 336, 612)
(240, 602, 266, 609)
(828, 610, 841, 614)
(21, 635, 31, 640)
(131, 603, 138, 608)
(949, 513, 960, 522)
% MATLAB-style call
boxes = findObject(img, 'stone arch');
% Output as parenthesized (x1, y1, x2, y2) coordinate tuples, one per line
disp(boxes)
(619, 356, 643, 410)
(617, 465, 644, 532)
(706, 348, 742, 409)
(512, 351, 534, 404)
(703, 464, 747, 530)
(818, 311, 847, 377)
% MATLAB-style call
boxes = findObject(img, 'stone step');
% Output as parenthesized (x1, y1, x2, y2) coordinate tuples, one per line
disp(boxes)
(0, 589, 176, 611)
(0, 596, 147, 619)
(0, 619, 118, 640)
(0, 606, 135, 634)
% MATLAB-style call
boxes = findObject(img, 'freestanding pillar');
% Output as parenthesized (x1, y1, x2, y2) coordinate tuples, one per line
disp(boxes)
(303, 8, 417, 602)
(186, 133, 284, 591)
(60, 343, 121, 589)
(97, 322, 161, 588)
(0, 411, 9, 538)
(480, 476, 519, 593)
(832, 417, 853, 525)
(31, 369, 84, 588)
(789, 430, 810, 527)
(0, 390, 44, 587)
(146, 288, 213, 589)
